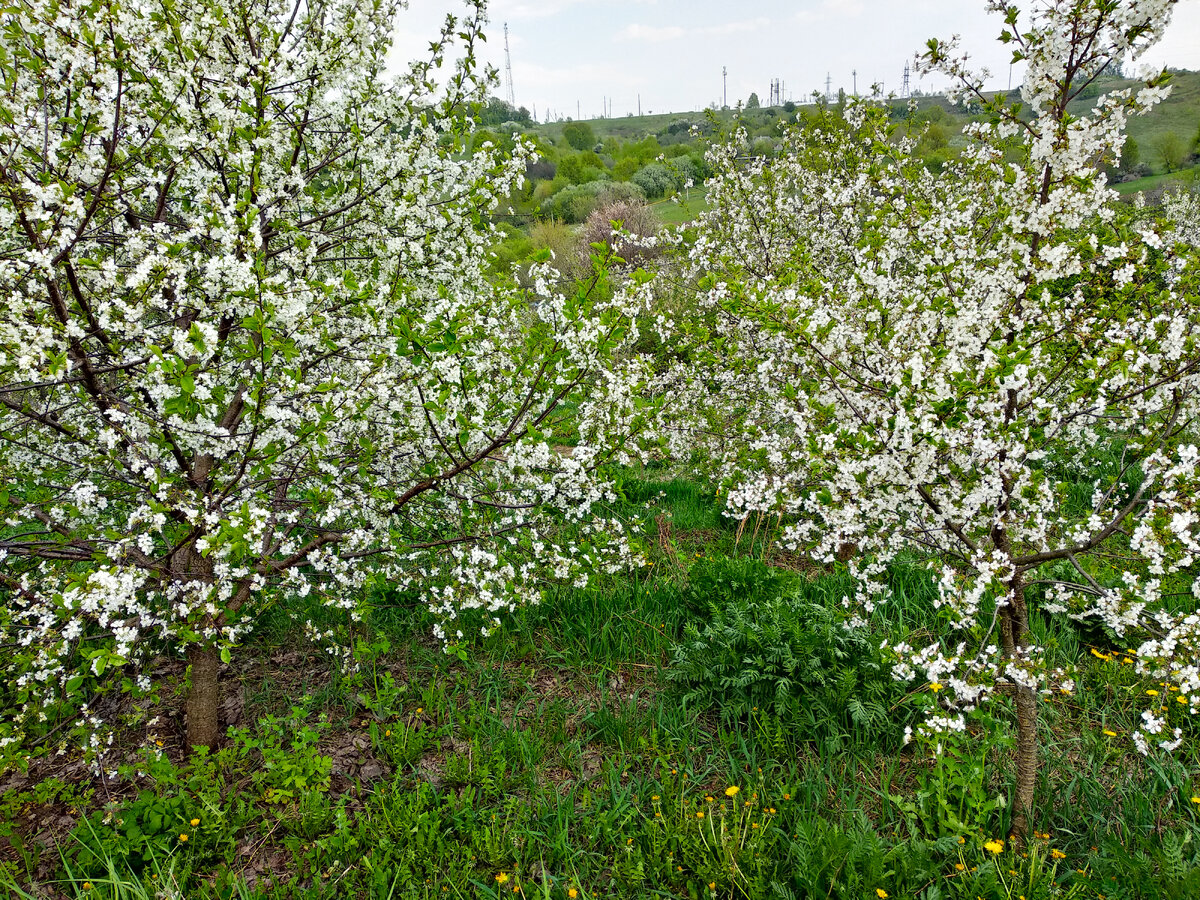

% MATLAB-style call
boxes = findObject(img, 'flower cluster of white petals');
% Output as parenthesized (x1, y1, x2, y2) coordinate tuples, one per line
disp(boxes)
(666, 0, 1198, 755)
(0, 0, 653, 761)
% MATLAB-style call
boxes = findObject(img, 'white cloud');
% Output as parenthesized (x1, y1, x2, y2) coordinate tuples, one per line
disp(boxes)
(620, 23, 687, 42)
(621, 17, 770, 42)
(697, 17, 771, 36)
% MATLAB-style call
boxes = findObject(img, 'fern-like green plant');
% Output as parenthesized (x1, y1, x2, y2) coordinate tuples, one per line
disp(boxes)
(668, 579, 912, 747)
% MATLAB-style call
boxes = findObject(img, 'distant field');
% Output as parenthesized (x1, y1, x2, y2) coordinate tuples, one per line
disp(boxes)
(1113, 169, 1195, 195)
(651, 185, 710, 226)
(534, 71, 1200, 183)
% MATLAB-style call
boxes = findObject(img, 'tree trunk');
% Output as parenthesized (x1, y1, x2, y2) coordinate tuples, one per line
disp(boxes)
(1011, 678, 1038, 844)
(186, 642, 221, 751)
(173, 542, 222, 753)
(998, 563, 1037, 845)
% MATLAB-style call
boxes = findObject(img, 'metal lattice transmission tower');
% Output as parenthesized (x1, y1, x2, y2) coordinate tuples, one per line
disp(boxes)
(901, 61, 911, 99)
(503, 23, 516, 108)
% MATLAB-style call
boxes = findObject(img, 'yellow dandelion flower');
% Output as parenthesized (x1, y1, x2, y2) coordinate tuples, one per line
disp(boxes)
(83, 884, 93, 892)
(1190, 796, 1200, 804)
(179, 833, 188, 842)
(1146, 690, 1159, 697)
(496, 873, 509, 885)
(190, 818, 200, 827)
(984, 839, 1004, 854)
(725, 786, 740, 797)
(876, 890, 889, 899)
(709, 884, 716, 891)
(569, 890, 578, 899)
(1051, 849, 1066, 860)
(955, 863, 965, 871)
(1103, 729, 1117, 737)
(696, 811, 705, 819)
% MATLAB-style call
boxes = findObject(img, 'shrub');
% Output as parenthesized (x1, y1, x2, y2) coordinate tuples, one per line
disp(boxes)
(632, 163, 681, 199)
(562, 121, 596, 151)
(669, 562, 908, 747)
(582, 200, 661, 271)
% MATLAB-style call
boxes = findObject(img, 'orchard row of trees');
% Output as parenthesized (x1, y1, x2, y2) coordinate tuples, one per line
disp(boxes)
(1, 0, 1198, 846)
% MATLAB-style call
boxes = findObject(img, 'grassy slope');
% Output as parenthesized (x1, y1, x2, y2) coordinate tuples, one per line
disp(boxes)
(4, 476, 1200, 899)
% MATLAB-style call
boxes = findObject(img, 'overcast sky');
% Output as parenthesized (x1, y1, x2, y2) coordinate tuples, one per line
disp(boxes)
(387, 0, 1200, 121)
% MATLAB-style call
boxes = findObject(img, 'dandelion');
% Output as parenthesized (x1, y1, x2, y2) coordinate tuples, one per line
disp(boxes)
(725, 786, 740, 797)
(179, 833, 188, 842)
(708, 884, 716, 891)
(955, 863, 965, 871)
(984, 839, 1004, 854)
(1103, 729, 1118, 737)
(1051, 849, 1066, 860)
(1146, 690, 1159, 697)
(569, 891, 578, 899)
(496, 873, 509, 885)
(1191, 796, 1200, 804)
(82, 884, 93, 892)
(696, 811, 705, 819)
(876, 890, 889, 899)
(190, 818, 200, 827)
(416, 707, 423, 714)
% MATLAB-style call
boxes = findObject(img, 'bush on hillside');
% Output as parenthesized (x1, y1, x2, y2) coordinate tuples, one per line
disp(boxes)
(581, 198, 661, 270)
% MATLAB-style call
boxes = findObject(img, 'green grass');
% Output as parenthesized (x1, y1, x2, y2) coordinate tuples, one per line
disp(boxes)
(1114, 168, 1196, 195)
(651, 185, 711, 226)
(4, 475, 1200, 899)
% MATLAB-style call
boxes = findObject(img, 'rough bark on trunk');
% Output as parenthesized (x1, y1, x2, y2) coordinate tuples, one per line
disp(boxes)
(1011, 677, 1038, 843)
(186, 642, 221, 751)
(172, 543, 222, 752)
(999, 567, 1036, 845)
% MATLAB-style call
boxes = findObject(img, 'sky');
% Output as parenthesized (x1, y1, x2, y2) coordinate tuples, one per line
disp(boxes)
(387, 0, 1200, 122)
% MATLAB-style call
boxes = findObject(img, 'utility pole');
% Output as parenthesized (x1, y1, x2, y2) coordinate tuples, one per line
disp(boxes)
(638, 93, 642, 116)
(825, 72, 832, 103)
(852, 69, 857, 97)
(722, 66, 727, 108)
(901, 61, 911, 99)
